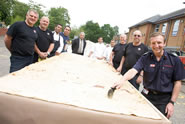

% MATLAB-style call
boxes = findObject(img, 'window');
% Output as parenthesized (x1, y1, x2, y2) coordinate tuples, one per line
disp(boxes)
(172, 20, 180, 36)
(154, 24, 160, 32)
(162, 23, 167, 35)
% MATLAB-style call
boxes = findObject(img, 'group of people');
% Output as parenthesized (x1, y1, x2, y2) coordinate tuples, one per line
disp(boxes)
(4, 9, 185, 119)
(4, 9, 71, 73)
(111, 31, 185, 119)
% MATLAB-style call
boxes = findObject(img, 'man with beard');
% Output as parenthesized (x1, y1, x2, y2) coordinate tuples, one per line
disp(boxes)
(113, 32, 185, 119)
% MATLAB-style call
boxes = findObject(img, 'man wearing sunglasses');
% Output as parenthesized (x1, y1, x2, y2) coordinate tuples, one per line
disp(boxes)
(117, 30, 148, 90)
(113, 32, 184, 119)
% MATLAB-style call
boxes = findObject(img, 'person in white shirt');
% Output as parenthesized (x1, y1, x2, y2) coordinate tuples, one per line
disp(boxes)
(88, 37, 106, 60)
(50, 24, 64, 56)
(103, 40, 115, 62)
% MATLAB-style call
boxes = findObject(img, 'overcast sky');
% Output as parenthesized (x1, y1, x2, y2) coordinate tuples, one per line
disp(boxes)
(19, 0, 185, 33)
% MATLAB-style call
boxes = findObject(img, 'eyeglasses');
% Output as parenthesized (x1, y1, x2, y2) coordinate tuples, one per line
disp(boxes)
(134, 35, 141, 37)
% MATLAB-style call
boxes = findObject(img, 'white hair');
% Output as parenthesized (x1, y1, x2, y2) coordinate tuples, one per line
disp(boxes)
(80, 32, 85, 36)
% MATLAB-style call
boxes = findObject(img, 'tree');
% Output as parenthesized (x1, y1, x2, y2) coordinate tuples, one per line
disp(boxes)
(11, 0, 29, 24)
(101, 24, 115, 43)
(82, 21, 102, 43)
(81, 21, 119, 43)
(69, 26, 84, 40)
(48, 7, 70, 30)
(0, 0, 14, 25)
(11, 0, 45, 25)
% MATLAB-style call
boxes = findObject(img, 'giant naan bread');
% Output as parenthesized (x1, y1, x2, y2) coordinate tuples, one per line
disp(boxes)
(0, 53, 162, 120)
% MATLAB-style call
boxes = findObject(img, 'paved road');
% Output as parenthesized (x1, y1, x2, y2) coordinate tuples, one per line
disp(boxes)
(0, 36, 185, 124)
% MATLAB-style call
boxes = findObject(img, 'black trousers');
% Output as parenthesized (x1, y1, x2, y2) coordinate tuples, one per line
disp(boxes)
(10, 55, 33, 73)
(142, 91, 171, 116)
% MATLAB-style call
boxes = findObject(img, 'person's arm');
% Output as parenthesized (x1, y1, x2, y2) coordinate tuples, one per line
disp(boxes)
(47, 43, 54, 56)
(88, 51, 93, 57)
(4, 34, 12, 52)
(108, 51, 114, 65)
(116, 56, 125, 72)
(136, 70, 144, 84)
(56, 36, 64, 55)
(34, 44, 47, 59)
(165, 80, 182, 119)
(88, 44, 95, 57)
(113, 68, 138, 89)
(71, 39, 75, 52)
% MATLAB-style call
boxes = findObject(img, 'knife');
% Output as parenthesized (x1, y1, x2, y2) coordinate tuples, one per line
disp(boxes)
(107, 87, 116, 99)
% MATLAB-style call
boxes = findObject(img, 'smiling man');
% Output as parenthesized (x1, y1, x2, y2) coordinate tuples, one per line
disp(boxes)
(113, 32, 185, 119)
(4, 9, 39, 73)
(33, 16, 54, 63)
(117, 30, 148, 90)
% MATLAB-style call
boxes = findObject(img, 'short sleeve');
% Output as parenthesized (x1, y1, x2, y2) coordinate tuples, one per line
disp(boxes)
(6, 22, 17, 38)
(133, 55, 145, 73)
(50, 31, 54, 43)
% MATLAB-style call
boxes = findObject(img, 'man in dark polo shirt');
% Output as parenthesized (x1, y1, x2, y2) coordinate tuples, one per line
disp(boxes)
(113, 32, 185, 119)
(4, 9, 39, 73)
(117, 30, 148, 90)
(109, 34, 127, 70)
(33, 16, 54, 63)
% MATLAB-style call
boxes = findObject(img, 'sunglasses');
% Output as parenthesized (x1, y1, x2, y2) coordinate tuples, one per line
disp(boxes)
(134, 35, 141, 37)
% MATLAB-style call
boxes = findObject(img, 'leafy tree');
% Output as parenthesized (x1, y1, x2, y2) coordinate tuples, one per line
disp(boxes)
(81, 21, 119, 43)
(48, 7, 70, 30)
(10, 15, 24, 24)
(112, 26, 119, 35)
(82, 21, 102, 43)
(11, 0, 29, 21)
(70, 26, 84, 39)
(101, 24, 115, 43)
(0, 0, 14, 25)
(11, 0, 45, 26)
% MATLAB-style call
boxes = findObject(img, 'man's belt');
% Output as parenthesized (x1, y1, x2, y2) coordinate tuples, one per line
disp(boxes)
(143, 88, 172, 95)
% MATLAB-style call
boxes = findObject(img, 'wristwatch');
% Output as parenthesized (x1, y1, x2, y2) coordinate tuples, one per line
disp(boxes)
(47, 52, 50, 56)
(169, 100, 175, 105)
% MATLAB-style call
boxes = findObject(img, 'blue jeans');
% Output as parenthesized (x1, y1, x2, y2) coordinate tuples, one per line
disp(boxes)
(10, 55, 33, 73)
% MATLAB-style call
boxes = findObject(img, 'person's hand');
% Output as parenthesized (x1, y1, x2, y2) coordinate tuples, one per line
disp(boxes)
(55, 52, 61, 56)
(108, 61, 113, 66)
(116, 66, 122, 72)
(39, 52, 47, 59)
(136, 75, 143, 84)
(112, 82, 124, 90)
(165, 102, 174, 119)
(97, 57, 103, 60)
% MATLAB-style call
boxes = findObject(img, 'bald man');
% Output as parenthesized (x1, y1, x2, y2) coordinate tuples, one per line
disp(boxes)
(118, 30, 148, 90)
(109, 34, 127, 70)
(33, 16, 54, 63)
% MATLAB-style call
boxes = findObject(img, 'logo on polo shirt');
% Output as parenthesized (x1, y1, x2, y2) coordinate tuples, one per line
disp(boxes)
(33, 30, 36, 33)
(47, 32, 50, 35)
(138, 48, 141, 51)
(150, 64, 155, 67)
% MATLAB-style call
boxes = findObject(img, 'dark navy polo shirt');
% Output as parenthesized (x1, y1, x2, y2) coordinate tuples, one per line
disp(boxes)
(7, 21, 38, 56)
(112, 43, 127, 63)
(133, 51, 185, 93)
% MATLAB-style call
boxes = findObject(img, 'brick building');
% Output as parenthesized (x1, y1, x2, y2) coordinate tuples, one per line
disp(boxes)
(127, 8, 185, 51)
